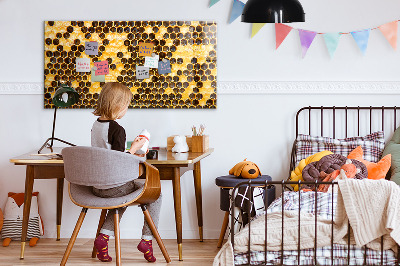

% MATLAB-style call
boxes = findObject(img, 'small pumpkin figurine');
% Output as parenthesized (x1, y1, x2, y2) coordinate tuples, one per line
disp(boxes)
(229, 159, 261, 179)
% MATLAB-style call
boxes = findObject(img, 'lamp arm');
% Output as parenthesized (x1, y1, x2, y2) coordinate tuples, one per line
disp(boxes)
(50, 106, 57, 148)
(37, 106, 76, 154)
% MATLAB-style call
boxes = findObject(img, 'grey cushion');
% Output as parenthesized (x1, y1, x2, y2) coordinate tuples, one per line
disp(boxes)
(382, 126, 400, 184)
(69, 180, 145, 208)
(62, 146, 145, 188)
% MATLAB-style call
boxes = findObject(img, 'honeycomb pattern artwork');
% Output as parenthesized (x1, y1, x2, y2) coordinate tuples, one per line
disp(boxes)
(44, 21, 217, 109)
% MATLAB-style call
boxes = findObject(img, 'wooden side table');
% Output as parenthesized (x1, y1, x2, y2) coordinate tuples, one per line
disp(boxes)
(215, 175, 275, 248)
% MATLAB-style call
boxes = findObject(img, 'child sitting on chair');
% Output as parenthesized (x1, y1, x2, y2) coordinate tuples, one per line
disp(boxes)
(91, 82, 162, 263)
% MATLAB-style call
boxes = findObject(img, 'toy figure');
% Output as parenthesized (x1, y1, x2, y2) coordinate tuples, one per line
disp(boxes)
(229, 159, 261, 179)
(1, 192, 43, 247)
(172, 135, 189, 153)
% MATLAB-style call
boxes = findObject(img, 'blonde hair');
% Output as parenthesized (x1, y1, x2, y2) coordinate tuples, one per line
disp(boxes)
(93, 82, 133, 120)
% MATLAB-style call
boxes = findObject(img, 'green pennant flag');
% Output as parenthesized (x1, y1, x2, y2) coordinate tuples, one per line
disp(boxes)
(209, 0, 220, 7)
(251, 23, 266, 38)
(323, 33, 341, 58)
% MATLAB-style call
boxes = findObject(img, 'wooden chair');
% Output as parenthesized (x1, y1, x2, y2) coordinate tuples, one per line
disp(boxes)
(60, 146, 171, 265)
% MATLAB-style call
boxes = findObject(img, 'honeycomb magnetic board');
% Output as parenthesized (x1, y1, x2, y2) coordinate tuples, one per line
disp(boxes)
(44, 21, 217, 109)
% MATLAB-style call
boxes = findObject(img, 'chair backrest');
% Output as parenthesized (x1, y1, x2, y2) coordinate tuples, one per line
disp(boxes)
(62, 146, 145, 187)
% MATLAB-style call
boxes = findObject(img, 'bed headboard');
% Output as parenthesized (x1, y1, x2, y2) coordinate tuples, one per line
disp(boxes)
(290, 106, 400, 178)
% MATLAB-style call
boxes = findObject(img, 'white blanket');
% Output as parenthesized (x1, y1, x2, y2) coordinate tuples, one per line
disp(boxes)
(335, 178, 400, 251)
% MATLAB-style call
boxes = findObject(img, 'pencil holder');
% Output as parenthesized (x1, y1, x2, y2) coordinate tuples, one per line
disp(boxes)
(191, 135, 209, 153)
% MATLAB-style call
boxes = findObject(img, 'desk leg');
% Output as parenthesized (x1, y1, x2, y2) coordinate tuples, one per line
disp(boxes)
(56, 178, 64, 241)
(20, 165, 35, 259)
(193, 161, 203, 242)
(172, 167, 183, 261)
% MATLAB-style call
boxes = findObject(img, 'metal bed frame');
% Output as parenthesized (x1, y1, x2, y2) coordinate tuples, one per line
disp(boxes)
(230, 106, 400, 266)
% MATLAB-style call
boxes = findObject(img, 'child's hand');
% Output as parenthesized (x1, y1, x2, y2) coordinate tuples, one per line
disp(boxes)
(128, 137, 147, 154)
(134, 149, 149, 157)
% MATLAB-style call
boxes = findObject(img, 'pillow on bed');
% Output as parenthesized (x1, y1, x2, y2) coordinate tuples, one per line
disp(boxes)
(295, 131, 385, 166)
(348, 146, 391, 180)
(382, 126, 400, 184)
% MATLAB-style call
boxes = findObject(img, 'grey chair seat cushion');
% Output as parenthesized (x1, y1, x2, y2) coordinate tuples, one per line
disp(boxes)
(70, 180, 145, 208)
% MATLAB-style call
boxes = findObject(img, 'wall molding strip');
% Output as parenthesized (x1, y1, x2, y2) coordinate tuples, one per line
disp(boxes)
(1, 81, 400, 95)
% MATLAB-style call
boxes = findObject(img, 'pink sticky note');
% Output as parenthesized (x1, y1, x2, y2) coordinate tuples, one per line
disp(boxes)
(94, 60, 109, 75)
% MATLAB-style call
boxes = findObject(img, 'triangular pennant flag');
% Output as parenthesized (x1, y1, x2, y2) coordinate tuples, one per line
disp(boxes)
(209, 0, 220, 7)
(298, 29, 317, 58)
(229, 0, 245, 24)
(251, 23, 266, 38)
(323, 33, 341, 58)
(351, 29, 370, 55)
(378, 21, 397, 50)
(275, 23, 293, 49)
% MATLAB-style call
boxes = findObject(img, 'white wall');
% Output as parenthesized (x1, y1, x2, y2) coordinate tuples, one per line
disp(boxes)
(1, 0, 400, 239)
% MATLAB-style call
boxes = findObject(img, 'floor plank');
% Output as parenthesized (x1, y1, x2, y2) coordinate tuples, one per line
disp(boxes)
(0, 239, 221, 265)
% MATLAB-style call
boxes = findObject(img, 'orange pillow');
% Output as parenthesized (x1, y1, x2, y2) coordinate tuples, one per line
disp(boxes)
(347, 146, 391, 180)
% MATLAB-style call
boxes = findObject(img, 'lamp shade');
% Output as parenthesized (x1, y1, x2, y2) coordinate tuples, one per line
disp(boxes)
(52, 84, 80, 108)
(241, 0, 305, 23)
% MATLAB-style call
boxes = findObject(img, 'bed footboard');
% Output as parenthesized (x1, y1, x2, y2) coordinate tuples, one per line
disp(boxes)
(230, 180, 400, 266)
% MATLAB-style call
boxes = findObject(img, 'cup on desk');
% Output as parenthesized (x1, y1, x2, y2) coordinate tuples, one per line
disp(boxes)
(146, 150, 158, 160)
(127, 141, 158, 159)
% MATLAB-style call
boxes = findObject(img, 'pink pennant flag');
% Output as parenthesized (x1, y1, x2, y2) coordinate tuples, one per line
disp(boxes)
(275, 23, 293, 49)
(378, 21, 398, 50)
(298, 29, 317, 58)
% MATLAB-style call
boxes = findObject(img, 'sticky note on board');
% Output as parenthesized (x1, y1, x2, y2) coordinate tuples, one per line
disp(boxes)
(85, 41, 98, 55)
(91, 67, 105, 82)
(158, 60, 172, 74)
(136, 66, 150, 80)
(144, 55, 159, 68)
(76, 58, 90, 72)
(94, 60, 109, 75)
(138, 42, 154, 56)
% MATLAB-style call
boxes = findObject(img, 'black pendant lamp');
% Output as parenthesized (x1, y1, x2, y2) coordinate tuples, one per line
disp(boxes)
(242, 0, 305, 23)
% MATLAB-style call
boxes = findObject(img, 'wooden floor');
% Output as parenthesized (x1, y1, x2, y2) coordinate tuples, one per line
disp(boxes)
(0, 239, 221, 265)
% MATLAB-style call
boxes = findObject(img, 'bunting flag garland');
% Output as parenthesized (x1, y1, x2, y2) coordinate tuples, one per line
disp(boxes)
(207, 2, 400, 58)
(351, 29, 370, 55)
(275, 23, 293, 49)
(251, 23, 266, 38)
(298, 29, 317, 58)
(229, 0, 245, 24)
(209, 0, 220, 7)
(323, 33, 341, 58)
(378, 21, 398, 50)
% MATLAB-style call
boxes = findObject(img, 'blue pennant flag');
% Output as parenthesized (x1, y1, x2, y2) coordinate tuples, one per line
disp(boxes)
(323, 33, 341, 58)
(351, 29, 370, 55)
(229, 0, 245, 24)
(209, 0, 220, 7)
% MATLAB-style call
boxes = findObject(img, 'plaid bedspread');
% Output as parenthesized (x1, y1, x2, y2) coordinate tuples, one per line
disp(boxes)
(234, 191, 397, 265)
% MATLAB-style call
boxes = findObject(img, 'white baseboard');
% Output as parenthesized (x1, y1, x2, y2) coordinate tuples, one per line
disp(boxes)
(1, 81, 400, 95)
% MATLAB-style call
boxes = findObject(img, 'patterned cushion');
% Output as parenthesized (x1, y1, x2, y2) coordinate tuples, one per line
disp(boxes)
(294, 131, 385, 166)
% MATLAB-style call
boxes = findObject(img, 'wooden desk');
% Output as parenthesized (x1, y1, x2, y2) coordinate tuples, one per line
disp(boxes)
(147, 148, 213, 260)
(9, 148, 64, 259)
(10, 147, 213, 261)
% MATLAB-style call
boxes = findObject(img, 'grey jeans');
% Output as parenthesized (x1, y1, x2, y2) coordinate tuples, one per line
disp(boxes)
(92, 180, 162, 240)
